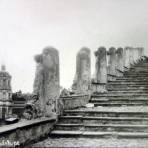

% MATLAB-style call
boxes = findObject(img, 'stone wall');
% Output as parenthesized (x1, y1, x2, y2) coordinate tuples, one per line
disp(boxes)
(0, 117, 56, 147)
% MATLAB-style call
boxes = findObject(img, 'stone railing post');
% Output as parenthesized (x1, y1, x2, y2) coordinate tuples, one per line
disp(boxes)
(92, 47, 107, 93)
(72, 47, 91, 95)
(124, 47, 134, 68)
(33, 46, 60, 117)
(116, 47, 124, 77)
(107, 47, 117, 80)
(132, 48, 139, 63)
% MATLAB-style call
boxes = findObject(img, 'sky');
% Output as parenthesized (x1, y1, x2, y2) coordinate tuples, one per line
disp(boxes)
(0, 0, 148, 93)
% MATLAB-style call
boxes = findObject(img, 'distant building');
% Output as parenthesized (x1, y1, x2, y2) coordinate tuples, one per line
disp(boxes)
(12, 91, 26, 118)
(0, 65, 12, 119)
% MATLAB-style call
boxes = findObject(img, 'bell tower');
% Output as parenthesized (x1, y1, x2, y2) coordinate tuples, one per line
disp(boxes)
(0, 65, 12, 119)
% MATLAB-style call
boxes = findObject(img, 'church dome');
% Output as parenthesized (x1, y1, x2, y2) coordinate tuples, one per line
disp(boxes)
(0, 65, 11, 78)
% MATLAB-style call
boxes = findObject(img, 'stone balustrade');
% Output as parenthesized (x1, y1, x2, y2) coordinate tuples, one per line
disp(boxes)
(92, 46, 144, 93)
(33, 46, 145, 114)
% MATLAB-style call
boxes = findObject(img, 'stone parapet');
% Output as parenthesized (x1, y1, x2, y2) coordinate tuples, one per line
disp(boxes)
(0, 117, 56, 146)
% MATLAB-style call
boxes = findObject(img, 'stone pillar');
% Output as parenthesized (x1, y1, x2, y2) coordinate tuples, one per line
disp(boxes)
(107, 47, 116, 76)
(72, 47, 91, 94)
(124, 47, 133, 68)
(92, 47, 107, 93)
(132, 48, 139, 63)
(33, 46, 60, 117)
(116, 47, 124, 76)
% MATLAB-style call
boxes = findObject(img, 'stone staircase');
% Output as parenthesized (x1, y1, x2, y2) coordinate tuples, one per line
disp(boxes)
(50, 57, 148, 138)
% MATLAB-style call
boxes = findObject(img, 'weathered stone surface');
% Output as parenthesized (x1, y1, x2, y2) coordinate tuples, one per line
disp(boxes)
(107, 47, 116, 76)
(61, 95, 90, 109)
(124, 47, 133, 67)
(94, 47, 107, 83)
(33, 46, 60, 117)
(92, 47, 107, 93)
(72, 47, 91, 94)
(116, 47, 124, 76)
(133, 48, 139, 63)
(0, 117, 56, 146)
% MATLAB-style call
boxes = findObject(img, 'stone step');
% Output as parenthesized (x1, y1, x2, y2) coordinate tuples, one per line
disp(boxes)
(85, 124, 148, 132)
(91, 97, 148, 100)
(113, 80, 148, 83)
(106, 91, 148, 95)
(59, 116, 148, 125)
(50, 130, 148, 138)
(90, 95, 148, 100)
(109, 82, 148, 85)
(55, 124, 148, 133)
(107, 84, 148, 89)
(92, 94, 148, 97)
(125, 71, 148, 73)
(50, 130, 82, 137)
(117, 77, 148, 80)
(83, 116, 148, 125)
(112, 80, 148, 82)
(59, 116, 82, 124)
(124, 75, 148, 77)
(55, 123, 83, 131)
(129, 70, 148, 72)
(107, 88, 148, 91)
(133, 65, 148, 67)
(50, 58, 148, 140)
(64, 110, 148, 118)
(127, 70, 148, 73)
(124, 75, 148, 78)
(93, 102, 148, 107)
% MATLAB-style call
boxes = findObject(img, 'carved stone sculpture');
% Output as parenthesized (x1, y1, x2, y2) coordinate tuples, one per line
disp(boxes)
(33, 46, 60, 117)
(72, 47, 91, 94)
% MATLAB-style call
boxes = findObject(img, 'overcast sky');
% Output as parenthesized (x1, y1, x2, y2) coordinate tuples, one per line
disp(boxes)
(0, 0, 148, 92)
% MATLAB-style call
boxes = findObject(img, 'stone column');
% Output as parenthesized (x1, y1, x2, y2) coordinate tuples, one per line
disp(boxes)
(92, 47, 107, 93)
(72, 47, 91, 94)
(116, 47, 124, 76)
(132, 48, 139, 63)
(33, 46, 60, 117)
(107, 47, 116, 76)
(124, 47, 133, 68)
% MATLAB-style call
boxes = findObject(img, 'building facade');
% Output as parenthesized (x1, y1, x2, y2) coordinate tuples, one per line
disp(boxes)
(0, 65, 12, 119)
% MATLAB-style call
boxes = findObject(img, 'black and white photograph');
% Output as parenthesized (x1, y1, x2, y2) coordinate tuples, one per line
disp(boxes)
(0, 0, 148, 147)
